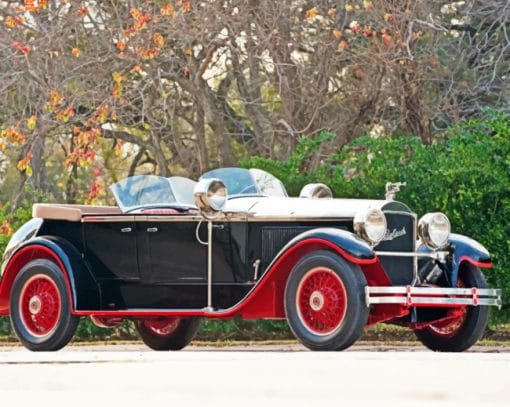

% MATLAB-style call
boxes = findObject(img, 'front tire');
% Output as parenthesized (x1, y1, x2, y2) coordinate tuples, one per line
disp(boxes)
(135, 317, 201, 351)
(414, 265, 489, 352)
(284, 251, 369, 351)
(9, 259, 79, 351)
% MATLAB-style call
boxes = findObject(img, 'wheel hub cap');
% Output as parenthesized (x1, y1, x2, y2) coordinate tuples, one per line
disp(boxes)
(28, 296, 42, 315)
(309, 291, 324, 311)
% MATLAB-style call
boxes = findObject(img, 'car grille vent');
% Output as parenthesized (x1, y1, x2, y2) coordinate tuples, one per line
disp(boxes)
(375, 212, 415, 285)
(261, 226, 311, 266)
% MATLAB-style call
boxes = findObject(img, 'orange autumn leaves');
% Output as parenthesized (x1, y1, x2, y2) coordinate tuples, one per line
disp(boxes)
(119, 2, 191, 61)
(303, 4, 421, 51)
(1, 127, 31, 177)
(65, 127, 99, 168)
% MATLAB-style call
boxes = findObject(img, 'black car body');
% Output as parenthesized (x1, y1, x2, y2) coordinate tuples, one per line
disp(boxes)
(0, 168, 501, 351)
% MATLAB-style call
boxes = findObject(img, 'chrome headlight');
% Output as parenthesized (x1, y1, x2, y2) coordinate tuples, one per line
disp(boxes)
(418, 212, 450, 249)
(193, 178, 227, 218)
(354, 208, 387, 245)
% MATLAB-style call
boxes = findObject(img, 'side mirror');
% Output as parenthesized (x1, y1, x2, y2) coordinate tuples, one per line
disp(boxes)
(193, 178, 227, 218)
(299, 183, 333, 199)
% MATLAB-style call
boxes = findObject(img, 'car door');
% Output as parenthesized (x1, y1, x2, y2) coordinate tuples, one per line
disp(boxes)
(136, 217, 252, 309)
(83, 216, 139, 281)
(140, 218, 207, 284)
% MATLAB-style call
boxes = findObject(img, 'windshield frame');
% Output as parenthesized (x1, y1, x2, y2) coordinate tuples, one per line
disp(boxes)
(110, 175, 197, 213)
(200, 167, 288, 199)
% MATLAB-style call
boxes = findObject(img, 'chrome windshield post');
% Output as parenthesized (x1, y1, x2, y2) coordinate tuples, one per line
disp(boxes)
(205, 220, 213, 312)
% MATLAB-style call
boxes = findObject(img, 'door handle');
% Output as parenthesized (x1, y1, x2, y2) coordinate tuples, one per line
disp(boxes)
(120, 227, 132, 233)
(147, 227, 158, 233)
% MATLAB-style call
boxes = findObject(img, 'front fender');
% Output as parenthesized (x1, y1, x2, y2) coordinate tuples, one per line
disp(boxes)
(449, 233, 492, 286)
(0, 236, 100, 313)
(275, 227, 377, 265)
(237, 228, 376, 319)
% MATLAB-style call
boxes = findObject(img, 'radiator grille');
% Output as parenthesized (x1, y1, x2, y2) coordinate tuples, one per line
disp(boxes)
(375, 212, 415, 285)
(261, 226, 311, 267)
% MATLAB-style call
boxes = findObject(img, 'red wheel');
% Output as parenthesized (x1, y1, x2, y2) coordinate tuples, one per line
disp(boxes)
(141, 318, 180, 337)
(19, 274, 62, 337)
(425, 279, 467, 338)
(414, 265, 489, 352)
(426, 309, 468, 338)
(285, 251, 368, 351)
(135, 317, 201, 351)
(297, 267, 347, 335)
(10, 259, 79, 351)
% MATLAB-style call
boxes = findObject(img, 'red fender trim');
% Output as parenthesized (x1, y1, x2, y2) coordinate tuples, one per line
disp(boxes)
(301, 238, 378, 265)
(0, 244, 75, 315)
(459, 255, 492, 269)
(73, 238, 378, 319)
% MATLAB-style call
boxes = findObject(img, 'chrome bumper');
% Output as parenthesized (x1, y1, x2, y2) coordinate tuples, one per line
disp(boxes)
(365, 286, 502, 308)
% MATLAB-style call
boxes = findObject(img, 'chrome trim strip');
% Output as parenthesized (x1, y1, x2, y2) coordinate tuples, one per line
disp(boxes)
(81, 215, 353, 223)
(365, 286, 502, 308)
(367, 297, 502, 306)
(374, 251, 449, 260)
(82, 216, 136, 222)
(367, 286, 501, 296)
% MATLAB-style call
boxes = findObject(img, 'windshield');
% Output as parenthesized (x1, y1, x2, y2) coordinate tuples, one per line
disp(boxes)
(201, 168, 287, 198)
(110, 175, 197, 212)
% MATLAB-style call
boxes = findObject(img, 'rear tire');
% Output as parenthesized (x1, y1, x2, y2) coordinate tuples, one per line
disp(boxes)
(414, 266, 489, 352)
(284, 251, 368, 351)
(135, 317, 201, 351)
(9, 259, 79, 351)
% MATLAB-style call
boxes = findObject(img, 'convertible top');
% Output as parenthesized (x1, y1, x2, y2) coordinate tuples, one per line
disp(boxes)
(32, 203, 122, 222)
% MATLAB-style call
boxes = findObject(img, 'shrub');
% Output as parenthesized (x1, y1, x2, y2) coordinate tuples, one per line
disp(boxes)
(243, 111, 510, 321)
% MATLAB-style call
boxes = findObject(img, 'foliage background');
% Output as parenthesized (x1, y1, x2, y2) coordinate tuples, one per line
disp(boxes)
(0, 1, 508, 340)
(1, 111, 508, 340)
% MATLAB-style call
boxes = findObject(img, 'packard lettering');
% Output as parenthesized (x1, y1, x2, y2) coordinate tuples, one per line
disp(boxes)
(382, 226, 406, 242)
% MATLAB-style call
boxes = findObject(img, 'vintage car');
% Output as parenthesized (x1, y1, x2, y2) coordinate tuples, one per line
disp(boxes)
(0, 167, 502, 351)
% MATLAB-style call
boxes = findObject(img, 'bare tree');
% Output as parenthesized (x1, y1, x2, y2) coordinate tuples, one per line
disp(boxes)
(0, 0, 508, 204)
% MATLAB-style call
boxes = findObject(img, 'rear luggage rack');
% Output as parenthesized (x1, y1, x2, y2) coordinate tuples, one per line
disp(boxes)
(366, 286, 502, 308)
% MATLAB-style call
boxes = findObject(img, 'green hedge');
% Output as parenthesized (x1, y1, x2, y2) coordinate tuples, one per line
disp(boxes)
(243, 111, 510, 321)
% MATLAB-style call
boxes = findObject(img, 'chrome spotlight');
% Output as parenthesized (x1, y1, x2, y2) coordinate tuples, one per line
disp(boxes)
(299, 183, 333, 199)
(193, 178, 227, 218)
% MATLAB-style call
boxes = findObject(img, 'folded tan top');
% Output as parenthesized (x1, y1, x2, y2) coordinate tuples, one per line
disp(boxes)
(32, 203, 121, 221)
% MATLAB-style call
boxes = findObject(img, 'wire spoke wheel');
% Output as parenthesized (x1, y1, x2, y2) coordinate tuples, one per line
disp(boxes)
(285, 251, 368, 351)
(426, 309, 468, 338)
(414, 265, 489, 352)
(297, 267, 347, 335)
(10, 258, 79, 351)
(135, 317, 201, 351)
(426, 279, 467, 338)
(141, 317, 181, 337)
(19, 274, 62, 337)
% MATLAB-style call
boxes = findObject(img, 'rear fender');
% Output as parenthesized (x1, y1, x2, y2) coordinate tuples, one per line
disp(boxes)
(449, 233, 492, 286)
(0, 237, 100, 314)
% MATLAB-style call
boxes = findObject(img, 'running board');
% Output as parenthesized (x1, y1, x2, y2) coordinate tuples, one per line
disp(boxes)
(365, 286, 502, 309)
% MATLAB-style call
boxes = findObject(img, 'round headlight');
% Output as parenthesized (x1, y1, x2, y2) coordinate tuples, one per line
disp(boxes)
(418, 212, 450, 249)
(299, 183, 333, 199)
(354, 208, 387, 245)
(193, 178, 227, 218)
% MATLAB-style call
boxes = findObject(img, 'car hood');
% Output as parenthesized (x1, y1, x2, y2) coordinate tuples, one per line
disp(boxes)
(224, 196, 411, 218)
